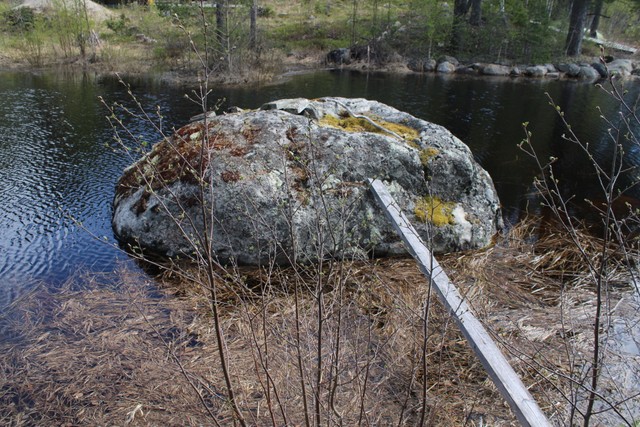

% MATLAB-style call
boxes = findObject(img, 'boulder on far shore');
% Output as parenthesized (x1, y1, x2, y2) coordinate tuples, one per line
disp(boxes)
(456, 65, 478, 75)
(405, 55, 639, 81)
(438, 55, 460, 66)
(437, 61, 456, 74)
(112, 97, 502, 265)
(591, 62, 608, 78)
(16, 0, 112, 21)
(525, 65, 548, 77)
(567, 63, 582, 77)
(608, 59, 634, 76)
(481, 64, 510, 76)
(407, 58, 436, 72)
(578, 65, 600, 80)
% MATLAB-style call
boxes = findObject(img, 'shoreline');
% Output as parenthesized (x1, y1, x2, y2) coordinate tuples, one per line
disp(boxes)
(3, 48, 639, 89)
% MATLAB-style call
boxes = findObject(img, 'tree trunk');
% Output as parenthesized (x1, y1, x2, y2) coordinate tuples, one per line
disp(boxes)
(350, 0, 358, 46)
(451, 0, 470, 52)
(499, 0, 508, 24)
(454, 0, 470, 17)
(216, 1, 225, 49)
(565, 0, 590, 56)
(589, 0, 603, 38)
(469, 0, 482, 26)
(250, 0, 257, 50)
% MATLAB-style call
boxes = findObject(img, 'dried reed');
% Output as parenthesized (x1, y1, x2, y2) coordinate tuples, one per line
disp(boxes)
(1, 220, 637, 426)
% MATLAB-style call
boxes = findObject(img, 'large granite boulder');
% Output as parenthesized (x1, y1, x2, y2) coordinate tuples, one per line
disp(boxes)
(112, 97, 502, 264)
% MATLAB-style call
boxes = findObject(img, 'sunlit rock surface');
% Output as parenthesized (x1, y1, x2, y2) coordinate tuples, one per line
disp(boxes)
(112, 97, 502, 264)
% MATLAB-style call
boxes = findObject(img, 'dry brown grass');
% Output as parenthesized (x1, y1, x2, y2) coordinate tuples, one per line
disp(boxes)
(1, 220, 637, 426)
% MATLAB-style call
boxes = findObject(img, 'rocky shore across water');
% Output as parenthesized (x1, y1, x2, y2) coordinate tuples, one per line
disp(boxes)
(326, 47, 640, 82)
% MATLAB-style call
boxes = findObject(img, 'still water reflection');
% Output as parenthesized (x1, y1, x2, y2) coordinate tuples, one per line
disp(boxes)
(0, 70, 637, 301)
(0, 72, 196, 301)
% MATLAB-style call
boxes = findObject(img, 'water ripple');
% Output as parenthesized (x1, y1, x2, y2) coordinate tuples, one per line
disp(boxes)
(1, 70, 638, 306)
(0, 78, 136, 291)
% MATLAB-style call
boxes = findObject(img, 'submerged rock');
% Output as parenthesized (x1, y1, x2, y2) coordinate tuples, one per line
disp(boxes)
(112, 97, 502, 264)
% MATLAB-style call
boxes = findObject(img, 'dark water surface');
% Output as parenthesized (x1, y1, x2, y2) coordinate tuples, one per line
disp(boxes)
(0, 69, 638, 302)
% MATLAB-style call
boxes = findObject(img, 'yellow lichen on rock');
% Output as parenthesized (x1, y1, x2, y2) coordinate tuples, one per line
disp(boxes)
(414, 196, 456, 226)
(419, 147, 439, 165)
(319, 114, 419, 142)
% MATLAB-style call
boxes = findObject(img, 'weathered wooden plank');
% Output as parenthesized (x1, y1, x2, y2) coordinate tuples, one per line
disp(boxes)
(368, 178, 551, 427)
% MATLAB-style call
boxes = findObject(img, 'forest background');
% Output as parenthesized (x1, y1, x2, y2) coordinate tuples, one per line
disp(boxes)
(0, 0, 638, 82)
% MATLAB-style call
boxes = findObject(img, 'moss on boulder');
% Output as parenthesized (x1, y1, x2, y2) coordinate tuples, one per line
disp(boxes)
(112, 97, 502, 264)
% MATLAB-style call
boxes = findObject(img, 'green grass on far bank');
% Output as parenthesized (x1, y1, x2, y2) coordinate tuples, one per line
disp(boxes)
(0, 0, 638, 80)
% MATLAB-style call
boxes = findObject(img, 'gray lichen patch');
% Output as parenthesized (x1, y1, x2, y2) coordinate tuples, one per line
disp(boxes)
(112, 97, 502, 263)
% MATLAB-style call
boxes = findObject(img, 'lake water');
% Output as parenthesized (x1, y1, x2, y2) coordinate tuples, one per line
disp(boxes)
(1, 69, 638, 304)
